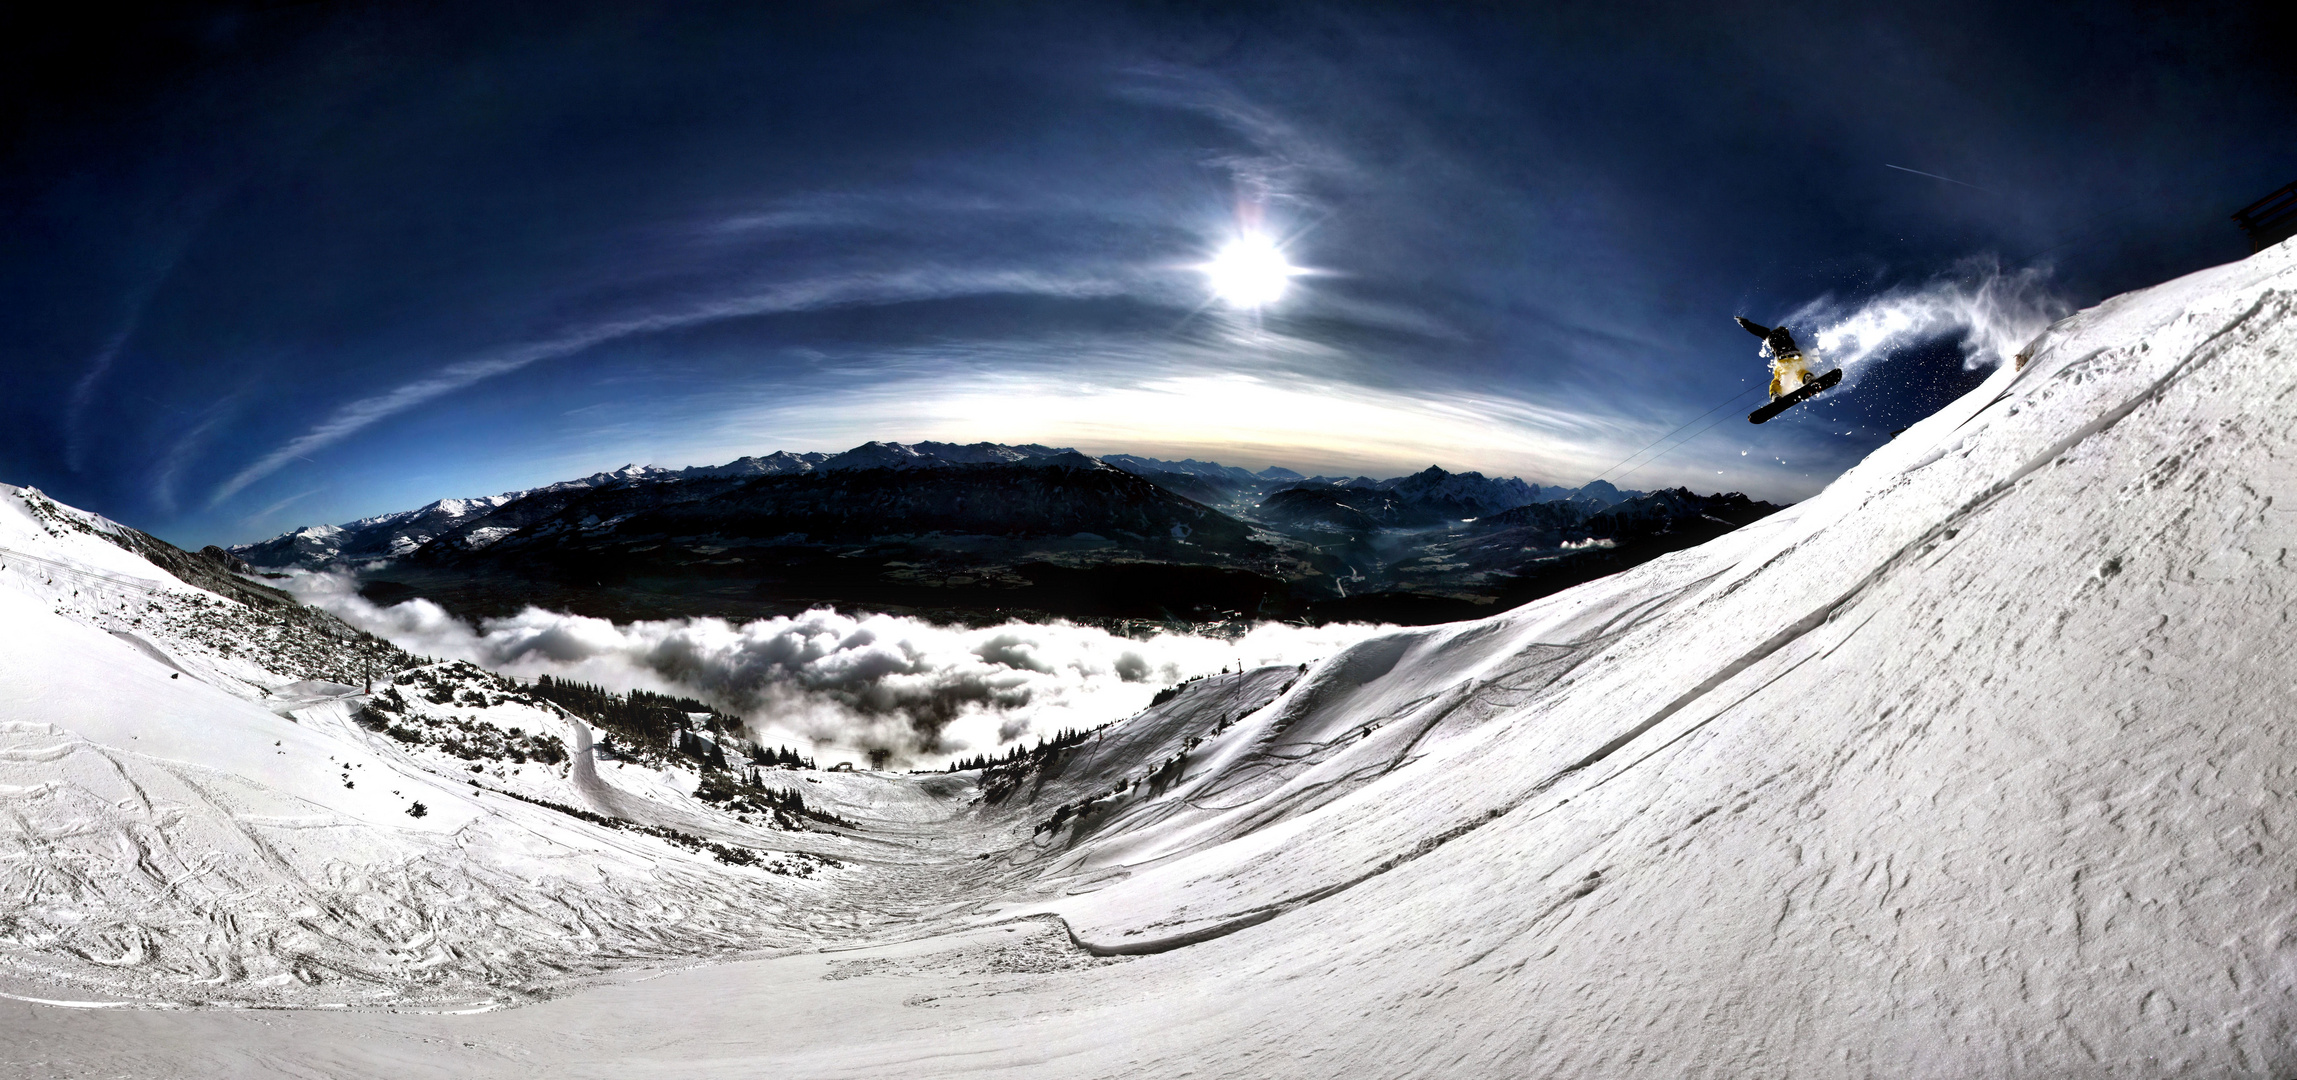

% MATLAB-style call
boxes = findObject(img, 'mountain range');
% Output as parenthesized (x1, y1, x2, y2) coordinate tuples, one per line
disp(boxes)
(235, 443, 1756, 625)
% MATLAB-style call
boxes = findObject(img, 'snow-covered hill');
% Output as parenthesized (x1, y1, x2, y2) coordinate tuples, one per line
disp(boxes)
(8, 240, 2297, 1076)
(952, 238, 2297, 1075)
(0, 486, 868, 1008)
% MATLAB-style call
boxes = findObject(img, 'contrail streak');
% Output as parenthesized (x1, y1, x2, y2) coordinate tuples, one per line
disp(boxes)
(1884, 163, 1991, 193)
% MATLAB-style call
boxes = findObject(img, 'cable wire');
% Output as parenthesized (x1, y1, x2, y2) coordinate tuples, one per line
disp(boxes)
(1587, 383, 1764, 486)
(1612, 397, 1765, 486)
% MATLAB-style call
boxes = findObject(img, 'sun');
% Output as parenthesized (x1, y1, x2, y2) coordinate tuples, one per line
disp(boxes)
(1201, 233, 1298, 309)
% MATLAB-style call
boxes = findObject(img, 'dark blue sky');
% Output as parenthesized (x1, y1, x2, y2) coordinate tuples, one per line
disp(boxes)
(5, 1, 2290, 547)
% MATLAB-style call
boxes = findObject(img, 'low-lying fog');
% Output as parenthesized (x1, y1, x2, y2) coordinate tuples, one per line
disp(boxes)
(285, 571, 1388, 767)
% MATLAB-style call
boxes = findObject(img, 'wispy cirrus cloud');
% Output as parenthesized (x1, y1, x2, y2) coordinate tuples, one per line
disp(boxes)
(205, 265, 1139, 508)
(151, 401, 238, 516)
(1115, 66, 1355, 210)
(249, 487, 324, 523)
(206, 66, 1503, 516)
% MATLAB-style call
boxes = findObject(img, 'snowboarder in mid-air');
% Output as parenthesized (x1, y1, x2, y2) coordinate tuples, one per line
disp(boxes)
(1736, 316, 1843, 424)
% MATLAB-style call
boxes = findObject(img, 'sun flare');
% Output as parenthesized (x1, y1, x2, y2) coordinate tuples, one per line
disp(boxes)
(1201, 234, 1298, 308)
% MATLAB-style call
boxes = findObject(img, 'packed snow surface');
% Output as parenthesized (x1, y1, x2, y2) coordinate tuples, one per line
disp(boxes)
(6, 241, 2297, 1075)
(0, 487, 866, 1008)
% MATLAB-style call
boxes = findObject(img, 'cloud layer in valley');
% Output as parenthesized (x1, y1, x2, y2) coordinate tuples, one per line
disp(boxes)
(286, 573, 1386, 765)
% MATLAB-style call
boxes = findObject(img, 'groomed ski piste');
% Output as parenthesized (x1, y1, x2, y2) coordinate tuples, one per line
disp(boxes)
(5, 238, 2295, 1076)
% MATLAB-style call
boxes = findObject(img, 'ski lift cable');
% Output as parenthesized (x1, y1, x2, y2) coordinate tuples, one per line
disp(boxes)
(1610, 396, 1764, 486)
(1587, 384, 1764, 486)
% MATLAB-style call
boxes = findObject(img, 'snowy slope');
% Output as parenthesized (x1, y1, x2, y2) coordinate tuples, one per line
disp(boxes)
(0, 487, 864, 1007)
(945, 237, 2297, 1074)
(7, 241, 2297, 1075)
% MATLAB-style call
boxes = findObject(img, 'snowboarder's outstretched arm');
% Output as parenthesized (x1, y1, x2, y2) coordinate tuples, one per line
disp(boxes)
(1735, 316, 1801, 358)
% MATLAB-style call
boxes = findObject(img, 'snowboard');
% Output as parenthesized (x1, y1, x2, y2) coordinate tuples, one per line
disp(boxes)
(1748, 367, 1842, 424)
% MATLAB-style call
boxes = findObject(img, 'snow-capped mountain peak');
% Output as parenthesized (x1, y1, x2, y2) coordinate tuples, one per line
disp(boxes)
(1375, 464, 1542, 513)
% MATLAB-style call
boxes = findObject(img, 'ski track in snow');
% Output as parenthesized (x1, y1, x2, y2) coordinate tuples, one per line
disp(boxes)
(5, 241, 2297, 1076)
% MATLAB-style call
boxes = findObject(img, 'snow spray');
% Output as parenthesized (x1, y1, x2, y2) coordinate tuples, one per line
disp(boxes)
(1786, 257, 2071, 388)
